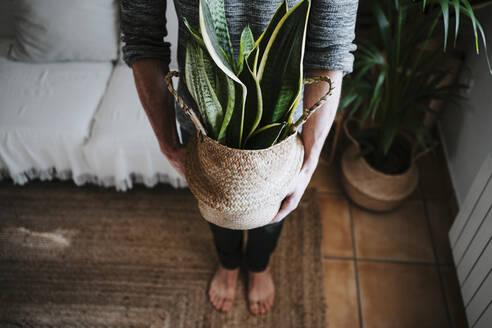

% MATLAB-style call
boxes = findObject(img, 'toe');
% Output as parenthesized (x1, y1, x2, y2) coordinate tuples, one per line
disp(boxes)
(211, 295, 219, 308)
(267, 295, 274, 308)
(260, 301, 267, 314)
(266, 299, 273, 311)
(215, 297, 225, 310)
(221, 298, 233, 312)
(249, 301, 260, 315)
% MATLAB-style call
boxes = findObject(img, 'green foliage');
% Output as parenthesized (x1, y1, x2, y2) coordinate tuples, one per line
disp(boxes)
(255, 1, 288, 76)
(257, 0, 310, 127)
(245, 123, 287, 150)
(183, 0, 311, 149)
(237, 25, 255, 74)
(185, 40, 224, 141)
(340, 0, 490, 170)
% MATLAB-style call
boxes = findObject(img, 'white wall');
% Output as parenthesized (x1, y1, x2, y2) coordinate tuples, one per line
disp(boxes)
(166, 0, 179, 71)
(439, 6, 492, 205)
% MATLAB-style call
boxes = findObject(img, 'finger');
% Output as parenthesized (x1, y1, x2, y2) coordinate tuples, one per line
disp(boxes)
(271, 208, 288, 223)
(271, 196, 294, 223)
(271, 198, 291, 222)
(273, 192, 303, 222)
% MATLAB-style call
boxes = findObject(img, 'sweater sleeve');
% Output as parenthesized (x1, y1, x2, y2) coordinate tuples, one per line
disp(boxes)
(120, 0, 171, 67)
(303, 0, 358, 74)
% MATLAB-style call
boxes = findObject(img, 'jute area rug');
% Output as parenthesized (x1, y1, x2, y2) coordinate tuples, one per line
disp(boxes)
(0, 181, 326, 327)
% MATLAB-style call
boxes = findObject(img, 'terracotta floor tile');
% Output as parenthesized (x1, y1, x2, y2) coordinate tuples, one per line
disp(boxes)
(427, 200, 455, 264)
(309, 161, 342, 193)
(358, 261, 449, 328)
(352, 200, 435, 262)
(419, 149, 453, 200)
(319, 194, 353, 258)
(323, 259, 360, 328)
(440, 266, 469, 328)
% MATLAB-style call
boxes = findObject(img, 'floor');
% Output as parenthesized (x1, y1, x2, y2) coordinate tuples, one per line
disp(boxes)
(0, 146, 467, 327)
(309, 146, 468, 328)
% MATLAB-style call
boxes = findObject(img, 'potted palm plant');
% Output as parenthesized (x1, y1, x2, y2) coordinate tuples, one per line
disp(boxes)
(339, 0, 490, 211)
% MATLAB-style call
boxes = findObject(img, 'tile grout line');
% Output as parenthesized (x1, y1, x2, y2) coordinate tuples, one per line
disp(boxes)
(348, 200, 364, 328)
(315, 190, 343, 196)
(323, 255, 439, 266)
(323, 255, 356, 261)
(422, 196, 454, 328)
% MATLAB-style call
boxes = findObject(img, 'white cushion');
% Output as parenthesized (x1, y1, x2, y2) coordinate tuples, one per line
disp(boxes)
(0, 45, 113, 184)
(82, 65, 187, 190)
(9, 0, 119, 62)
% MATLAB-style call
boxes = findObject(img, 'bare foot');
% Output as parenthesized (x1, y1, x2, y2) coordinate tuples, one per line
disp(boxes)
(208, 265, 239, 312)
(248, 266, 275, 315)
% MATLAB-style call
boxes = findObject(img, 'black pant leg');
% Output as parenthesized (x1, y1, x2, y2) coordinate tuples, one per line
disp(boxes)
(245, 220, 285, 272)
(207, 222, 244, 270)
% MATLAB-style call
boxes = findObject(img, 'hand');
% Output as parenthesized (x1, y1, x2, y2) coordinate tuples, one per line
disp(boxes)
(270, 166, 314, 223)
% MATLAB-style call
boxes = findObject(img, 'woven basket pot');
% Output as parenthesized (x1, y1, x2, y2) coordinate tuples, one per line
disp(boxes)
(341, 119, 420, 212)
(185, 130, 304, 229)
(165, 71, 333, 229)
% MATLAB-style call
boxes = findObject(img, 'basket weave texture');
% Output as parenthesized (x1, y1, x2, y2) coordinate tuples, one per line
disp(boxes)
(185, 130, 305, 230)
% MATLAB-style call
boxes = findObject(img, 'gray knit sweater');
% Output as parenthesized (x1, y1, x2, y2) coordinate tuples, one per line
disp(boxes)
(120, 0, 358, 142)
(121, 0, 358, 72)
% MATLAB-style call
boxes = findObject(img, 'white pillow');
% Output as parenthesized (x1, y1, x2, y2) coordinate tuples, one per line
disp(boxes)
(9, 0, 119, 62)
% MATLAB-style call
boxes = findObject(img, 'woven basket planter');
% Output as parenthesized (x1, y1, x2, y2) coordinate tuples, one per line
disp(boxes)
(185, 130, 304, 229)
(340, 119, 420, 212)
(165, 71, 333, 229)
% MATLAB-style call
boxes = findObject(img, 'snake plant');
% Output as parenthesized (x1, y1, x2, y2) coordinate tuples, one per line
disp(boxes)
(183, 0, 311, 149)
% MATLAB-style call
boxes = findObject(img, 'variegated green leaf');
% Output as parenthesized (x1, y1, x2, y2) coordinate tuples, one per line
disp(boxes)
(202, 51, 217, 89)
(244, 122, 286, 150)
(185, 41, 199, 104)
(183, 17, 218, 91)
(183, 18, 233, 143)
(246, 43, 260, 76)
(206, 0, 235, 70)
(257, 0, 310, 126)
(216, 70, 235, 143)
(199, 0, 247, 130)
(237, 25, 255, 74)
(185, 40, 224, 139)
(199, 0, 234, 71)
(255, 1, 288, 70)
(226, 83, 246, 148)
(183, 17, 206, 49)
(241, 48, 263, 145)
(227, 48, 263, 148)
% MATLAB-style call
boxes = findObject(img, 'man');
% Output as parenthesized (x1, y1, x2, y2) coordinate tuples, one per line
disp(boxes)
(121, 0, 357, 315)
